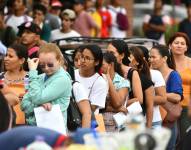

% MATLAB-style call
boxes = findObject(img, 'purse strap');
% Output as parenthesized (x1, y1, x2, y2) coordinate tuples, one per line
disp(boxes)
(88, 75, 101, 98)
(71, 81, 78, 103)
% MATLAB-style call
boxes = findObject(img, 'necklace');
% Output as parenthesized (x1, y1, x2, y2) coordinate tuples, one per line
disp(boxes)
(4, 76, 25, 84)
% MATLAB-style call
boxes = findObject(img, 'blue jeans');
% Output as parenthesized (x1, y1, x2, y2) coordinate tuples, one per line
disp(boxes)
(166, 122, 178, 150)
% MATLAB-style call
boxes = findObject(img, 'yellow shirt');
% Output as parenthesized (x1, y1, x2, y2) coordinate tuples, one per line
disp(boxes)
(89, 11, 102, 37)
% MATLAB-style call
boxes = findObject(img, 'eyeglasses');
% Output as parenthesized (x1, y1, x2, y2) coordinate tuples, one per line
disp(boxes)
(39, 63, 54, 68)
(79, 56, 95, 62)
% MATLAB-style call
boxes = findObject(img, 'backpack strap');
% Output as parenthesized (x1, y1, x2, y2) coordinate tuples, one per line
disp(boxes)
(88, 75, 100, 98)
(71, 81, 78, 101)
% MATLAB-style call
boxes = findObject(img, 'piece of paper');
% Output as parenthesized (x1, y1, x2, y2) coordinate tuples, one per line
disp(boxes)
(113, 102, 143, 127)
(113, 112, 127, 127)
(34, 104, 66, 135)
(127, 101, 142, 114)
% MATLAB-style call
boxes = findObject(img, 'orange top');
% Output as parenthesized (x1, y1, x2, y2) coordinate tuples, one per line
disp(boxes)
(179, 68, 191, 106)
(8, 83, 26, 124)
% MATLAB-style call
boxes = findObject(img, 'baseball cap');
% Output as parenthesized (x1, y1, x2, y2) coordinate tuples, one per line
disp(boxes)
(17, 22, 41, 36)
(61, 9, 76, 20)
(51, 0, 62, 8)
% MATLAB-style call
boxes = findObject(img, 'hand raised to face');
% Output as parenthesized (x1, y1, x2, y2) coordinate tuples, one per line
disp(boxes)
(28, 58, 39, 71)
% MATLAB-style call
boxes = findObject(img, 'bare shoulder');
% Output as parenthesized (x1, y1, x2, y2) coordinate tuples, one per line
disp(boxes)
(187, 57, 191, 67)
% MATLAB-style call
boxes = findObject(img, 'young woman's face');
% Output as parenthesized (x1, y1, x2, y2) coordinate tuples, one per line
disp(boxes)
(4, 48, 24, 71)
(106, 44, 123, 64)
(39, 52, 60, 76)
(74, 51, 81, 69)
(150, 48, 164, 70)
(170, 37, 187, 56)
(79, 49, 97, 72)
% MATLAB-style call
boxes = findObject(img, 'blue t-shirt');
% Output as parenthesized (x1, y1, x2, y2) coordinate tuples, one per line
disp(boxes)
(166, 71, 183, 99)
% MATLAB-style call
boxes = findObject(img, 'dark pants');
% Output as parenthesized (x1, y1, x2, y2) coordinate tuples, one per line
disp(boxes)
(177, 107, 191, 149)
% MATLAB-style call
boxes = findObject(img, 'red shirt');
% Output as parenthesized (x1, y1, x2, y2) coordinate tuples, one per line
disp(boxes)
(99, 8, 112, 38)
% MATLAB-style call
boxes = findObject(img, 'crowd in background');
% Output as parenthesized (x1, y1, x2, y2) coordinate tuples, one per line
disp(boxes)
(0, 0, 191, 150)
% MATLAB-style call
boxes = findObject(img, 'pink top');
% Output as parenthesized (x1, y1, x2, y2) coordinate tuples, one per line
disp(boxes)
(73, 11, 97, 37)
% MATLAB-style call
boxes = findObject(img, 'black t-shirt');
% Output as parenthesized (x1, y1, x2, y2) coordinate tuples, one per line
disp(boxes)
(179, 19, 191, 41)
(127, 68, 135, 99)
(145, 15, 164, 40)
(127, 69, 153, 115)
(179, 19, 191, 54)
(139, 74, 153, 115)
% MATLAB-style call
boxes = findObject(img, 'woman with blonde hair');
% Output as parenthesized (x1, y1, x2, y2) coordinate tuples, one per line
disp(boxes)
(21, 43, 72, 129)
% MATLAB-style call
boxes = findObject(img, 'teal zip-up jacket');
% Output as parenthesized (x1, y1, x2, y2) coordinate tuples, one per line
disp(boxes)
(21, 67, 72, 126)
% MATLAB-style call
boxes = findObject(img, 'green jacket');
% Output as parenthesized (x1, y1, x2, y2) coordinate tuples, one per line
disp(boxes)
(21, 68, 72, 126)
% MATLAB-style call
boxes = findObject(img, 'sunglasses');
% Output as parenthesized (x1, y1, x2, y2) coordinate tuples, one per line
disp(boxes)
(39, 63, 54, 68)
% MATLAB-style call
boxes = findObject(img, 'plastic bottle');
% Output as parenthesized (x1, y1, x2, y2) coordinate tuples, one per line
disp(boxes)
(25, 136, 52, 150)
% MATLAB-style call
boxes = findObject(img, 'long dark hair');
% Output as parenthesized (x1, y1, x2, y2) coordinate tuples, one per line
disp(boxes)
(81, 45, 103, 73)
(103, 52, 123, 77)
(129, 46, 151, 80)
(0, 91, 11, 133)
(110, 40, 130, 65)
(152, 45, 176, 70)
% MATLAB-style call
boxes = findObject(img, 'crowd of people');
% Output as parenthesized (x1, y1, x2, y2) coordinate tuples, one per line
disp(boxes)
(0, 0, 191, 150)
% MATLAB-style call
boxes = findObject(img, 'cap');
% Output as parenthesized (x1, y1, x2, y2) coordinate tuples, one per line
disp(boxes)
(61, 9, 76, 20)
(18, 22, 41, 36)
(73, 0, 84, 5)
(51, 0, 62, 8)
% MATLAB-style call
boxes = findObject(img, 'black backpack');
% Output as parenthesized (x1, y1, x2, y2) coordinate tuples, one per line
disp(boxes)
(145, 15, 164, 40)
(67, 81, 98, 131)
(67, 81, 82, 131)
